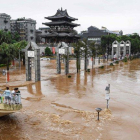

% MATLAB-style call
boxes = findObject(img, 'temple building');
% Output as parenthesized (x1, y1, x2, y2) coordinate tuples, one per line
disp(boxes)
(41, 8, 80, 44)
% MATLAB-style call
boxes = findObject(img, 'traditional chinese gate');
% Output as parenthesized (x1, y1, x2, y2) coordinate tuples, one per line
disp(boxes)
(25, 42, 40, 81)
(57, 42, 69, 75)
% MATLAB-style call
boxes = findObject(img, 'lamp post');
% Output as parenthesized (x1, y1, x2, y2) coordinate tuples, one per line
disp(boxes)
(95, 42, 98, 64)
(95, 108, 102, 121)
(2, 69, 7, 83)
(105, 84, 110, 109)
(19, 49, 21, 69)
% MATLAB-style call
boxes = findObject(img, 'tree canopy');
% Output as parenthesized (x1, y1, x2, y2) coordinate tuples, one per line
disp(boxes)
(0, 30, 27, 70)
(45, 47, 52, 56)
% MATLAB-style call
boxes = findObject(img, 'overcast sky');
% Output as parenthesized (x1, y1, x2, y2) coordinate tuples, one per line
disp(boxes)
(0, 0, 140, 34)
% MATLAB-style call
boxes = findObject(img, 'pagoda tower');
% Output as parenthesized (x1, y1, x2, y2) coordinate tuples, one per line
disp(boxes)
(41, 8, 80, 44)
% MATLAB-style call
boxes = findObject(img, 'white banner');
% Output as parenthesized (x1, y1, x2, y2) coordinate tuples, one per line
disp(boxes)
(120, 44, 124, 47)
(105, 94, 110, 100)
(59, 49, 65, 54)
(28, 51, 34, 57)
(113, 44, 117, 47)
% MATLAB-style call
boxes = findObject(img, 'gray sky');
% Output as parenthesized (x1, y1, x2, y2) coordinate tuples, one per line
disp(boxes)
(1, 0, 140, 34)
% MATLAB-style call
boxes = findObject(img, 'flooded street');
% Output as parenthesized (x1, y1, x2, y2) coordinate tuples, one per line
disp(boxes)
(0, 59, 140, 140)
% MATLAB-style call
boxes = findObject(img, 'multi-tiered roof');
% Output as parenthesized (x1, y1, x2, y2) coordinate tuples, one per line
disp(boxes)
(41, 8, 80, 43)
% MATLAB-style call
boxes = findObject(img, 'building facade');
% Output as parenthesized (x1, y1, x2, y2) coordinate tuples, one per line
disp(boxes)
(0, 13, 11, 32)
(11, 18, 36, 42)
(81, 26, 123, 44)
(36, 27, 51, 44)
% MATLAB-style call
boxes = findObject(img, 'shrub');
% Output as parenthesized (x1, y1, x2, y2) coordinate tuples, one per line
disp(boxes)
(45, 47, 52, 56)
(68, 75, 71, 78)
(115, 61, 119, 64)
(86, 69, 90, 72)
(99, 66, 104, 69)
(123, 57, 127, 62)
(110, 63, 114, 66)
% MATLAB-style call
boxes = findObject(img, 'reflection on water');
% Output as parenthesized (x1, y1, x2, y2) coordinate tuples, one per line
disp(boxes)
(27, 81, 42, 96)
(0, 59, 140, 139)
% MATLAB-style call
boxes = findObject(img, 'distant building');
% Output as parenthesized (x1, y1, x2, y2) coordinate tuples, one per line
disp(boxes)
(41, 8, 80, 44)
(10, 17, 36, 42)
(36, 27, 51, 44)
(0, 13, 11, 32)
(81, 26, 123, 43)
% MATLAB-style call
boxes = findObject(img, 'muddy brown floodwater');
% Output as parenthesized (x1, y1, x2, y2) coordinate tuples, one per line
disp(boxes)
(0, 59, 140, 140)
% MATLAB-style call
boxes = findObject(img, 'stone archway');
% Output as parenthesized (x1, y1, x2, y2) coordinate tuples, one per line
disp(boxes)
(126, 40, 131, 56)
(25, 42, 41, 81)
(119, 41, 126, 57)
(112, 40, 119, 59)
(57, 42, 69, 75)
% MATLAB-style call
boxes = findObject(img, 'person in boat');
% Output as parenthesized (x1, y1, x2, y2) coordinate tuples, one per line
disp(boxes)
(11, 88, 17, 104)
(3, 87, 11, 104)
(15, 88, 21, 104)
(0, 93, 2, 104)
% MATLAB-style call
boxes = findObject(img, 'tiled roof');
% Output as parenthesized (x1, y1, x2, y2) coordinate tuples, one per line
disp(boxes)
(45, 9, 78, 21)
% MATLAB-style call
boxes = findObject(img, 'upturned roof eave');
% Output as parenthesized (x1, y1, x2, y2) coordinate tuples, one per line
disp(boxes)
(42, 22, 80, 27)
(40, 33, 80, 38)
(45, 16, 78, 21)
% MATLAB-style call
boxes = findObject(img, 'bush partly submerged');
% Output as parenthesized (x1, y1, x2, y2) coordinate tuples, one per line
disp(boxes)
(115, 61, 119, 64)
(123, 57, 127, 62)
(99, 66, 104, 69)
(86, 69, 90, 72)
(68, 75, 71, 78)
(110, 63, 114, 66)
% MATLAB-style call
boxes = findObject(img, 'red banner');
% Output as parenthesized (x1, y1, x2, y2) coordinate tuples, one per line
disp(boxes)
(52, 47, 55, 54)
(72, 48, 74, 54)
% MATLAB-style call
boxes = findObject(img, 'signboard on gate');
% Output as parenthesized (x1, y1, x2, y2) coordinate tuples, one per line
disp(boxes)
(59, 49, 65, 54)
(120, 44, 124, 47)
(28, 51, 34, 57)
(105, 93, 110, 100)
(113, 44, 117, 47)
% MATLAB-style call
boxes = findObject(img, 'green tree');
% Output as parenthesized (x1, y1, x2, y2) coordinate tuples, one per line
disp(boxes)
(0, 30, 12, 45)
(13, 40, 27, 65)
(12, 32, 20, 43)
(0, 43, 16, 70)
(45, 47, 52, 56)
(73, 41, 83, 73)
(89, 42, 96, 69)
(101, 34, 117, 55)
(81, 39, 91, 71)
(0, 40, 27, 67)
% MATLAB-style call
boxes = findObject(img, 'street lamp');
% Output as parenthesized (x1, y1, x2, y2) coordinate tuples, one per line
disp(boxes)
(19, 49, 21, 70)
(105, 84, 110, 109)
(95, 42, 98, 64)
(95, 108, 102, 121)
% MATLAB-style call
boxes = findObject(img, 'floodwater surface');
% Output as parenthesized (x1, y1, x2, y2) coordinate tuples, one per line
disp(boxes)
(0, 59, 140, 140)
